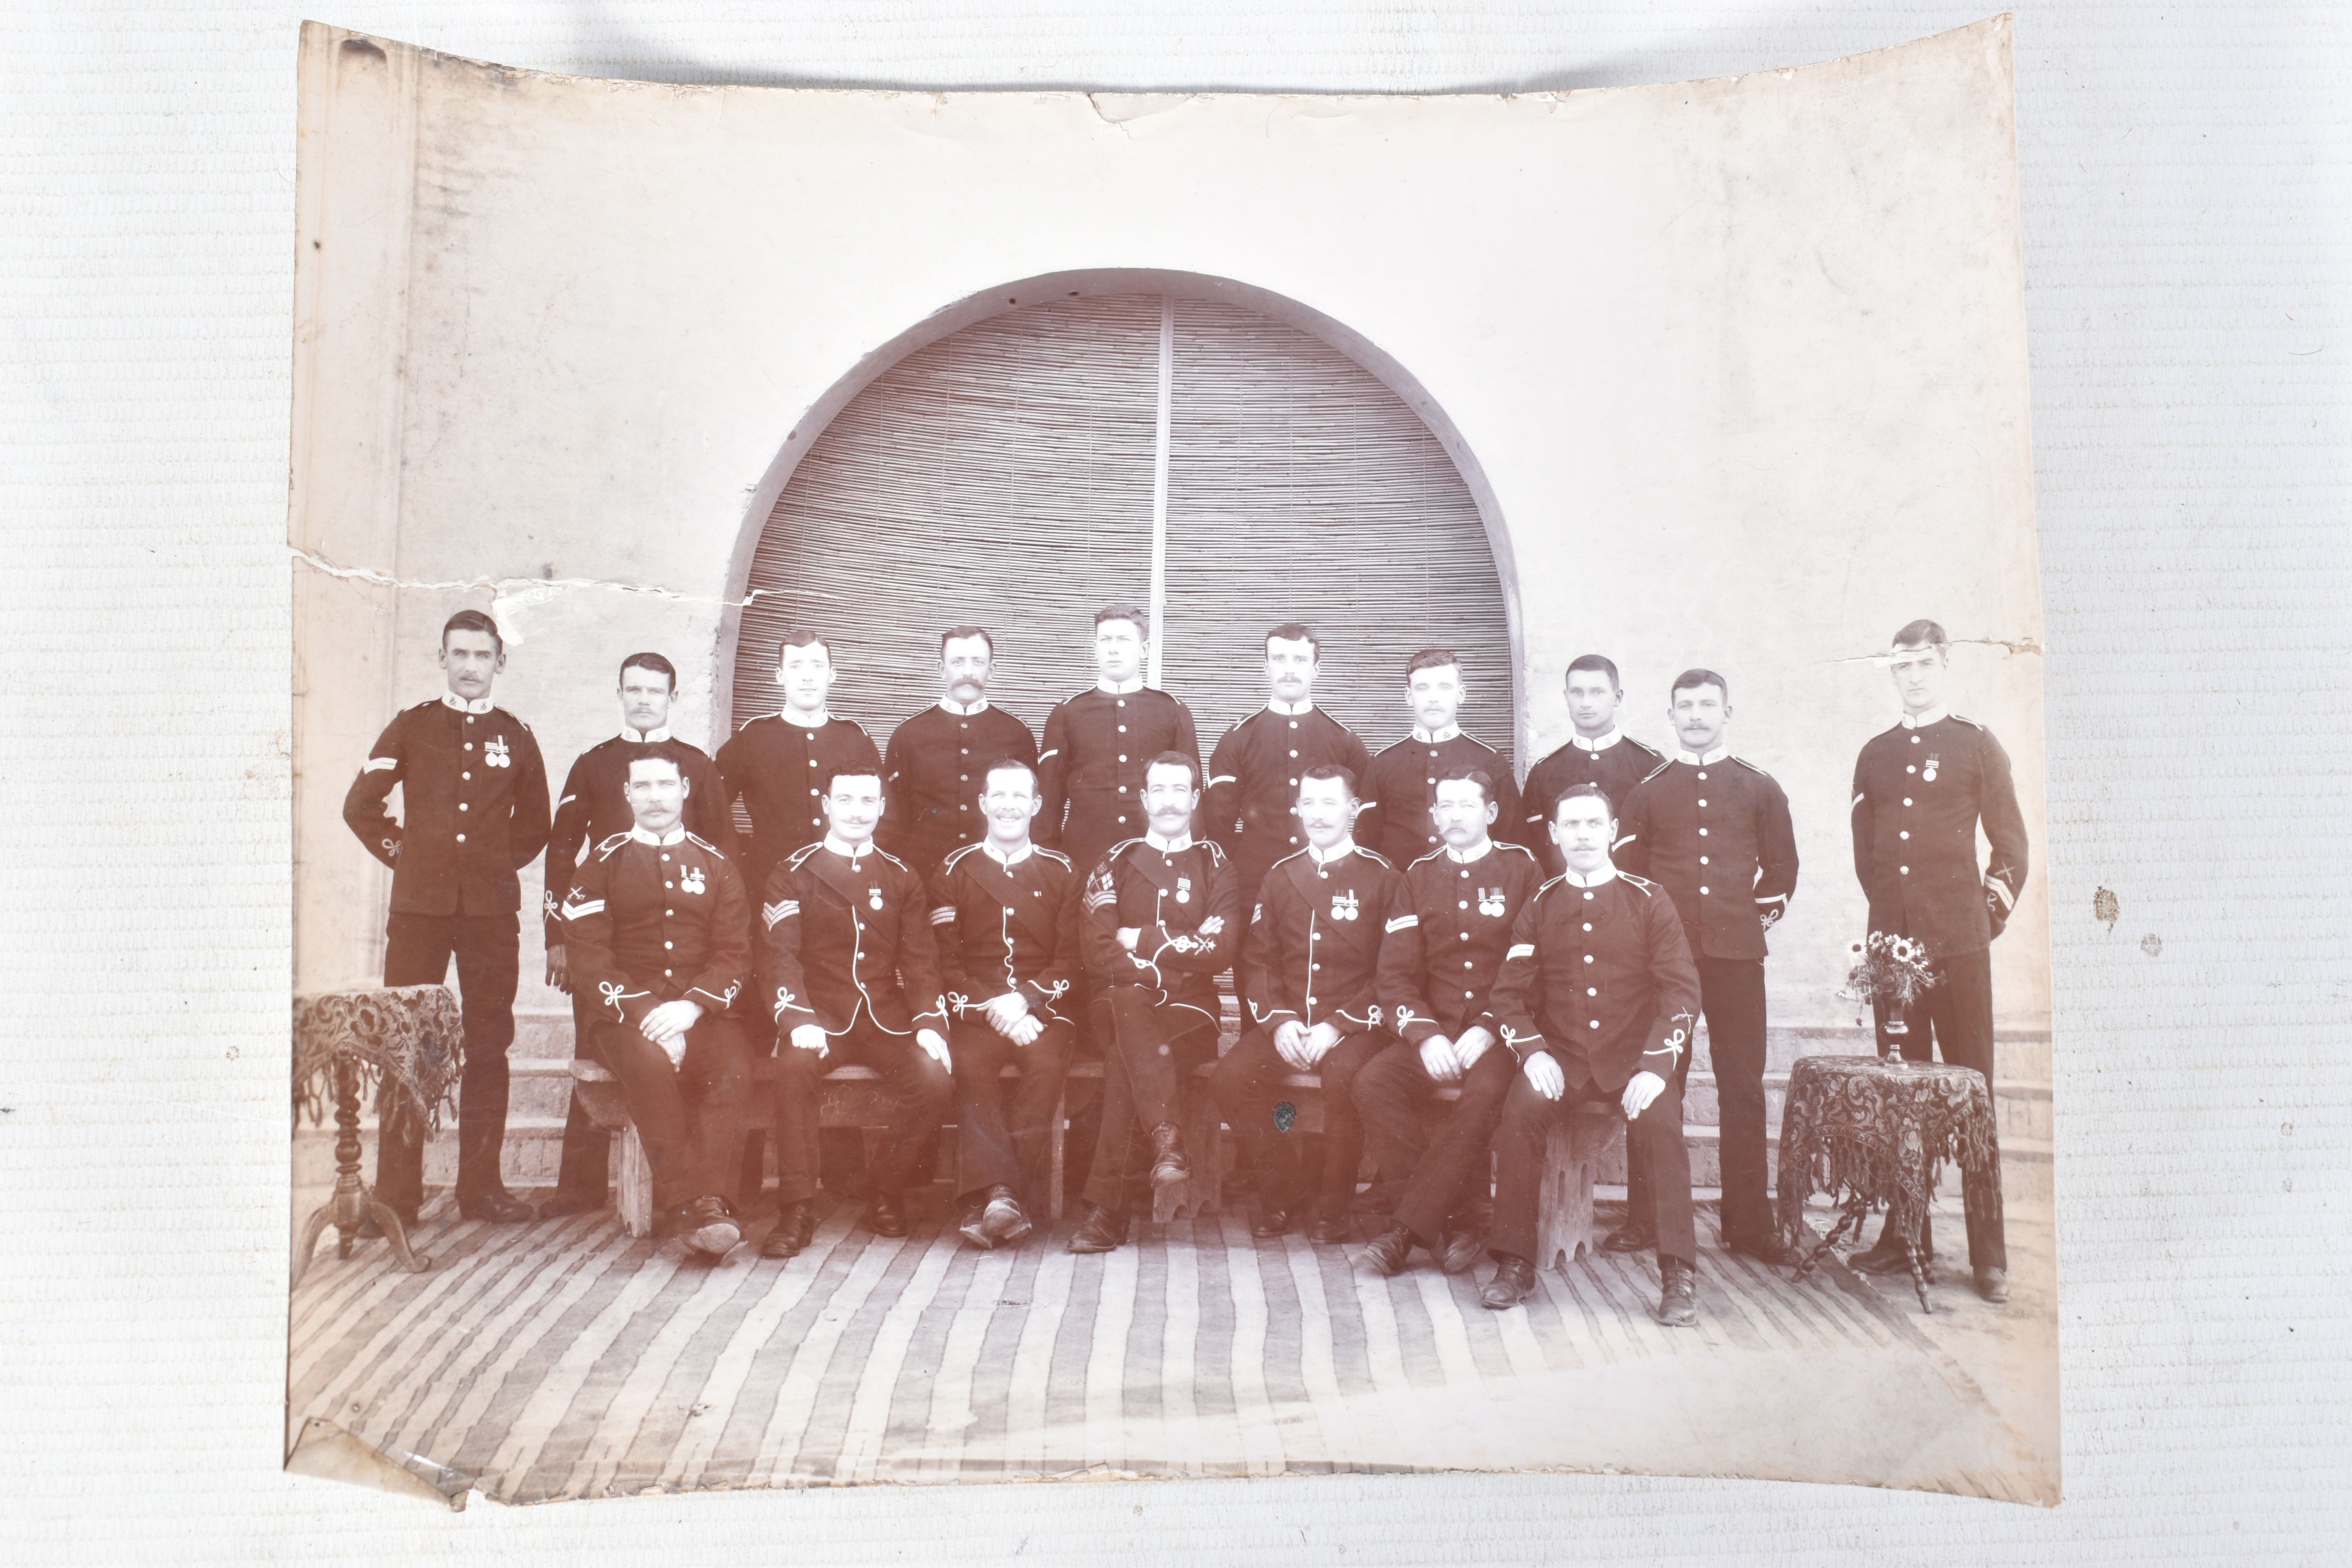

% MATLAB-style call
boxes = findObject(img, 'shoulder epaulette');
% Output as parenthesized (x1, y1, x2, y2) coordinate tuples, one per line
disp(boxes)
(737, 713, 765, 733)
(1535, 873, 1568, 897)
(1405, 846, 1452, 872)
(1201, 840, 1228, 866)
(683, 830, 728, 859)
(784, 842, 825, 870)
(1492, 841, 1539, 864)
(1356, 847, 1396, 870)
(1269, 847, 1312, 875)
(1032, 846, 1073, 869)
(940, 842, 988, 873)
(1628, 736, 1663, 756)
(1102, 836, 1147, 863)
(1950, 713, 1986, 730)
(1618, 871, 1662, 894)
(1458, 732, 1503, 755)
(1731, 755, 1773, 777)
(593, 831, 632, 860)
(408, 699, 437, 713)
(1636, 758, 1674, 785)
(870, 845, 912, 874)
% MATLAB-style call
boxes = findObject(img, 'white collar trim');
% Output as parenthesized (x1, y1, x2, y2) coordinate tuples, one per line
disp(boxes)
(1307, 838, 1357, 866)
(940, 697, 991, 717)
(981, 838, 1034, 867)
(1900, 706, 1949, 730)
(1675, 745, 1729, 766)
(1444, 838, 1494, 865)
(620, 724, 671, 744)
(1558, 862, 1619, 888)
(1267, 697, 1315, 717)
(778, 706, 831, 730)
(1412, 723, 1462, 744)
(1570, 729, 1622, 753)
(630, 824, 687, 847)
(1097, 675, 1145, 695)
(1145, 828, 1193, 853)
(822, 833, 876, 861)
(440, 692, 495, 715)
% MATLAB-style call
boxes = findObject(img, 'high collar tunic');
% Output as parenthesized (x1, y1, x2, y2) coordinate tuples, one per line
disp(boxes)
(927, 840, 1083, 1025)
(1240, 843, 1399, 1033)
(343, 695, 551, 916)
(1489, 866, 1703, 1093)
(1373, 838, 1545, 1045)
(557, 826, 750, 1025)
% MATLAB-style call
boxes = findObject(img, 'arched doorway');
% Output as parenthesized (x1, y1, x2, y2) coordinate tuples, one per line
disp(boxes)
(728, 288, 1515, 772)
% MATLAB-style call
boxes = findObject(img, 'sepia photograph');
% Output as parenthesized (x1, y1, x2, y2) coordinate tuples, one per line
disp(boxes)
(285, 16, 2055, 1504)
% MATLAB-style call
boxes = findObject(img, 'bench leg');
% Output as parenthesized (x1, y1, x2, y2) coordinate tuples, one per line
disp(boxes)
(1537, 1110, 1625, 1273)
(1047, 1086, 1065, 1225)
(617, 1125, 654, 1239)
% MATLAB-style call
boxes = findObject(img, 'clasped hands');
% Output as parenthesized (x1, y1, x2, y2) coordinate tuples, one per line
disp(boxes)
(1416, 1025, 1496, 1084)
(979, 991, 1045, 1045)
(1272, 1018, 1344, 1071)
(636, 999, 703, 1066)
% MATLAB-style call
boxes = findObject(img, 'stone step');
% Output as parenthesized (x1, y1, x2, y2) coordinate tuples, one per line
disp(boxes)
(293, 1114, 570, 1192)
(1589, 1122, 2051, 1189)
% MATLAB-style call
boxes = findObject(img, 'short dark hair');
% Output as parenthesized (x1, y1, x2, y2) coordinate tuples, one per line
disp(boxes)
(1565, 653, 1621, 690)
(1297, 763, 1359, 802)
(1405, 648, 1460, 680)
(981, 756, 1038, 791)
(820, 764, 883, 797)
(940, 625, 995, 657)
(1144, 750, 1200, 790)
(1670, 667, 1729, 703)
(618, 651, 677, 691)
(777, 628, 831, 664)
(1434, 762, 1496, 806)
(441, 608, 502, 655)
(1552, 782, 1614, 822)
(1095, 603, 1149, 638)
(1891, 619, 1950, 654)
(1265, 622, 1319, 657)
(619, 744, 683, 781)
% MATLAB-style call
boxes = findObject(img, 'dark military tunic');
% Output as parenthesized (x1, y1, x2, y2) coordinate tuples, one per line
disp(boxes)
(1356, 726, 1526, 870)
(559, 827, 751, 1024)
(1202, 701, 1374, 901)
(1489, 867, 1703, 1090)
(878, 699, 1039, 875)
(1079, 833, 1241, 1019)
(1850, 711, 2029, 957)
(760, 839, 947, 1037)
(343, 693, 552, 914)
(1520, 730, 1664, 868)
(1374, 838, 1546, 1044)
(1239, 842, 1399, 1032)
(544, 728, 734, 950)
(928, 840, 1083, 1025)
(714, 711, 882, 894)
(1036, 681, 1202, 880)
(1615, 748, 1799, 960)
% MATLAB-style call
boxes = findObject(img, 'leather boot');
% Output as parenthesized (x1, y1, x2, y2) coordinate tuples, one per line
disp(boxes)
(759, 1201, 816, 1259)
(1440, 1224, 1488, 1276)
(1357, 1225, 1415, 1278)
(1307, 1214, 1350, 1245)
(681, 1195, 741, 1259)
(1601, 1218, 1655, 1254)
(1975, 1266, 2010, 1303)
(1148, 1122, 1190, 1188)
(867, 1189, 909, 1238)
(1480, 1254, 1535, 1309)
(1067, 1202, 1127, 1254)
(1655, 1259, 1699, 1327)
(981, 1185, 1032, 1247)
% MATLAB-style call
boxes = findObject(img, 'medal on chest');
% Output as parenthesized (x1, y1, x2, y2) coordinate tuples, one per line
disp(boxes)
(1331, 889, 1360, 921)
(1175, 874, 1192, 905)
(1922, 753, 1940, 783)
(868, 886, 885, 911)
(1477, 886, 1506, 918)
(679, 865, 706, 895)
(484, 735, 512, 768)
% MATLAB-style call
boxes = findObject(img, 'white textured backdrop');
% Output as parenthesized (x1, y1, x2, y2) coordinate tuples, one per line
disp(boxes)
(2, 2, 2344, 1561)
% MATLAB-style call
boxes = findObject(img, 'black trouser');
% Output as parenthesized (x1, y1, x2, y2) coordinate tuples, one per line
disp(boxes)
(589, 1015, 752, 1213)
(1622, 955, 1771, 1245)
(1494, 1060, 1697, 1269)
(769, 1018, 955, 1205)
(1873, 942, 2005, 1270)
(548, 989, 613, 1203)
(378, 911, 520, 1214)
(949, 1015, 1078, 1210)
(1212, 1024, 1384, 1217)
(1081, 989, 1220, 1214)
(1352, 1038, 1518, 1248)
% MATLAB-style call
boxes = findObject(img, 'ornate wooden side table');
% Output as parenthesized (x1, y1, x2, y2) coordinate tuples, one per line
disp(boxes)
(291, 985, 463, 1285)
(1774, 1053, 2003, 1313)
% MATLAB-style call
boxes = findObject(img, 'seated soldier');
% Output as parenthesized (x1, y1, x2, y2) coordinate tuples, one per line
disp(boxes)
(931, 757, 1083, 1250)
(759, 766, 956, 1258)
(556, 747, 753, 1259)
(1210, 764, 1399, 1243)
(1066, 752, 1241, 1255)
(1484, 784, 1705, 1325)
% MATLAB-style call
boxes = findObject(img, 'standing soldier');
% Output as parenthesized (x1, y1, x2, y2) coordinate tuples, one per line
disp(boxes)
(1351, 763, 1546, 1279)
(1356, 650, 1526, 869)
(930, 757, 1083, 1250)
(1519, 655, 1663, 874)
(1036, 604, 1203, 882)
(1612, 669, 1800, 1265)
(555, 748, 754, 1258)
(715, 630, 883, 900)
(1484, 784, 1705, 1324)
(879, 626, 1038, 875)
(341, 608, 550, 1229)
(1210, 765, 1398, 1243)
(1848, 619, 2028, 1303)
(538, 652, 737, 1220)
(1201, 623, 1373, 910)
(1065, 753, 1241, 1255)
(757, 766, 956, 1258)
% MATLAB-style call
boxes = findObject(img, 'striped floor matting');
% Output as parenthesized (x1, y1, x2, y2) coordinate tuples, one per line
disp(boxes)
(287, 1196, 2045, 1503)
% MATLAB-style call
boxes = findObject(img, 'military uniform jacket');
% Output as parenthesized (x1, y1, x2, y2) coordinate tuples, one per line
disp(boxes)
(1374, 839, 1545, 1045)
(760, 841, 948, 1036)
(1202, 704, 1374, 880)
(1520, 731, 1664, 861)
(1490, 868, 1703, 1092)
(878, 701, 1039, 875)
(343, 694, 552, 916)
(559, 827, 750, 1026)
(1615, 750, 1798, 961)
(1036, 684, 1202, 878)
(544, 732, 736, 949)
(1080, 835, 1241, 1016)
(715, 713, 882, 894)
(1850, 712, 2029, 958)
(928, 840, 1083, 1025)
(1240, 844, 1399, 1032)
(1356, 728, 1528, 869)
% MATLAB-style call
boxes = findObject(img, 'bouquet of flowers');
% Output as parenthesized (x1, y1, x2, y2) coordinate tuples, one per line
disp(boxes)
(1837, 932, 1938, 1056)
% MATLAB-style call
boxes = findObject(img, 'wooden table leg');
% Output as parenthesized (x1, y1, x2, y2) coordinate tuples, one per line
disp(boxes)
(293, 1056, 430, 1286)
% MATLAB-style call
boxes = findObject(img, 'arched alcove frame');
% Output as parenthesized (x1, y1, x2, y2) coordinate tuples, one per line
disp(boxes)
(714, 269, 1526, 757)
